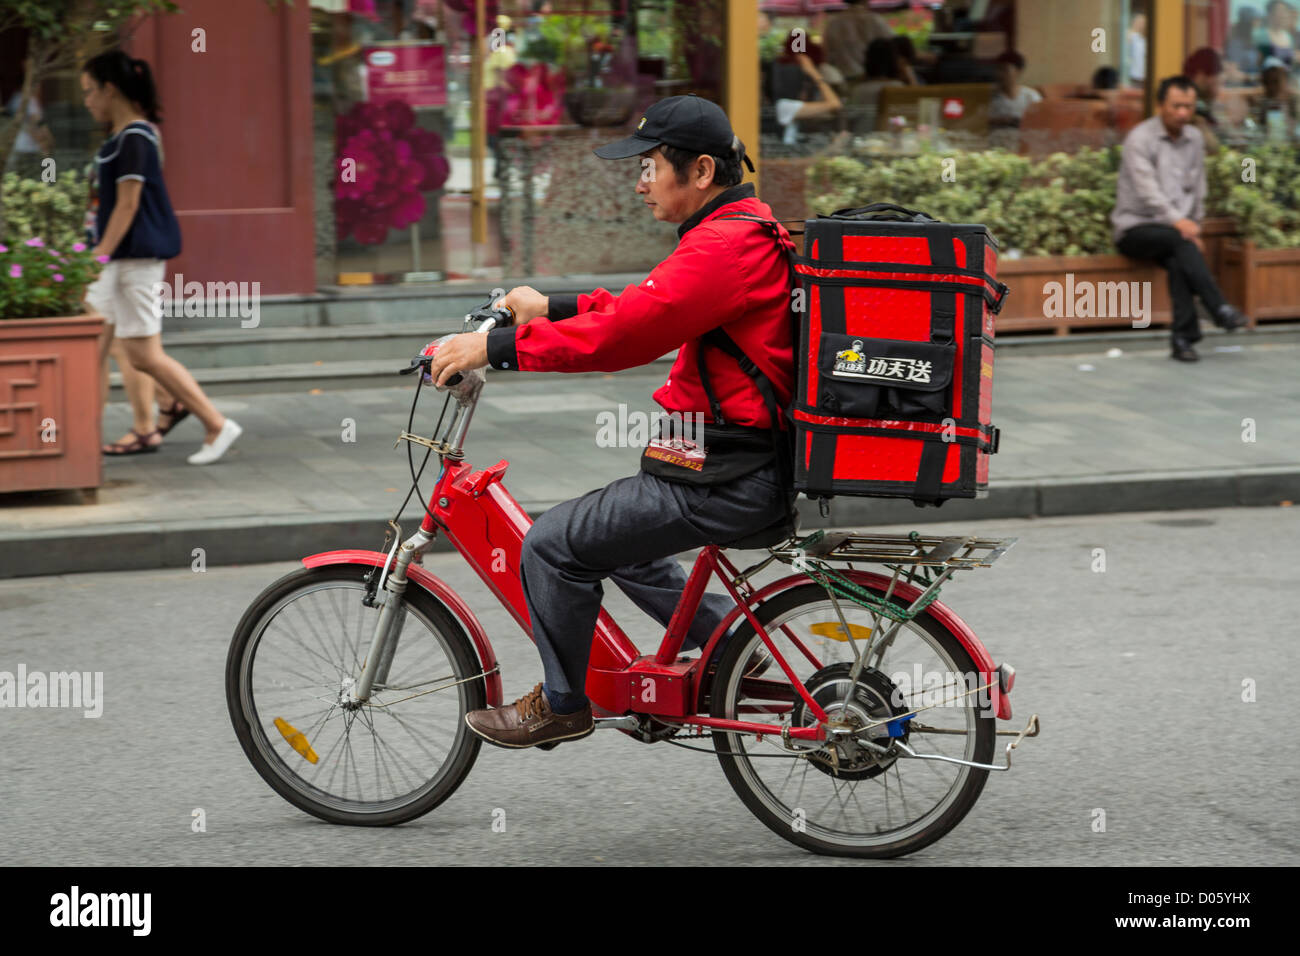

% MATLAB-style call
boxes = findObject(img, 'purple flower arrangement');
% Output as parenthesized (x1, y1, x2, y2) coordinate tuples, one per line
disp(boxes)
(0, 238, 107, 319)
(334, 100, 451, 246)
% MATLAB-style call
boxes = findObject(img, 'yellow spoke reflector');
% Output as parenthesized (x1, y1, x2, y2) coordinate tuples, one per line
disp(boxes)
(274, 717, 319, 764)
(810, 621, 874, 643)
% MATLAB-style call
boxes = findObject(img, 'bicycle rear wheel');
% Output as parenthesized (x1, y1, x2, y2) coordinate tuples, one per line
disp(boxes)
(707, 583, 995, 858)
(226, 564, 485, 826)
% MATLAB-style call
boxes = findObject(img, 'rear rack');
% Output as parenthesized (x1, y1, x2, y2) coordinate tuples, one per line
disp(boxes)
(771, 530, 1017, 569)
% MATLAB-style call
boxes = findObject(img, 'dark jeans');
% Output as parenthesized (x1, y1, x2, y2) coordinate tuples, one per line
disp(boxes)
(519, 461, 792, 714)
(1116, 224, 1226, 347)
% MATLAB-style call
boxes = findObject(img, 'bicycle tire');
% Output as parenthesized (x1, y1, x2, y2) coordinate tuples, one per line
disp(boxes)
(226, 564, 485, 826)
(708, 582, 995, 858)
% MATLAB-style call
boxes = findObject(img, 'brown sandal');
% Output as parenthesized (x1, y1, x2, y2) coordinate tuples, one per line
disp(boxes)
(156, 401, 191, 437)
(103, 429, 162, 456)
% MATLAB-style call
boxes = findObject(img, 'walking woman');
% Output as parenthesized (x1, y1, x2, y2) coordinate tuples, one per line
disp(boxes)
(81, 50, 241, 464)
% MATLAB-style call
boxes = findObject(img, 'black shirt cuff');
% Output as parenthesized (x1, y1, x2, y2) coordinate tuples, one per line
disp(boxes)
(547, 294, 580, 320)
(486, 326, 520, 371)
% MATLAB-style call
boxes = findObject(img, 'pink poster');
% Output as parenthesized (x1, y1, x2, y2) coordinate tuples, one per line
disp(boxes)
(364, 44, 447, 108)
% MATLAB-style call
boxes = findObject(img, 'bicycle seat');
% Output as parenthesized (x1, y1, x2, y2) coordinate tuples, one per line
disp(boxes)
(717, 510, 797, 550)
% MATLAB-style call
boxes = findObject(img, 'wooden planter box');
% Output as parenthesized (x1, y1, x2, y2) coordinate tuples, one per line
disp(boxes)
(992, 218, 1241, 335)
(0, 315, 105, 496)
(995, 254, 1173, 334)
(1219, 239, 1300, 324)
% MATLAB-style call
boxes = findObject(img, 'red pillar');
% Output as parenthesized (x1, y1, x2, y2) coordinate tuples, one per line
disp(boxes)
(128, 0, 316, 295)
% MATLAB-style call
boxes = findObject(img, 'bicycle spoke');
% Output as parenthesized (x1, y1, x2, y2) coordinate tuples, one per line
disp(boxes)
(235, 573, 484, 821)
(305, 590, 351, 676)
(715, 588, 993, 852)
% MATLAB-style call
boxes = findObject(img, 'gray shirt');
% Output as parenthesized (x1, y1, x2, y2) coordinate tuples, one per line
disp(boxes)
(1111, 115, 1206, 242)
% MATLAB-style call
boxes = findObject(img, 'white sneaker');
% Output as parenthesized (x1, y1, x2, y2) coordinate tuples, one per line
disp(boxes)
(187, 418, 243, 465)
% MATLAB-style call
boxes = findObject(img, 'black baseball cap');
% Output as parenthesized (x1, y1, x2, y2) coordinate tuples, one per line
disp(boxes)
(593, 94, 755, 172)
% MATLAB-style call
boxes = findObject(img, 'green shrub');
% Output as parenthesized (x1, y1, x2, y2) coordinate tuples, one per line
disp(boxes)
(2, 171, 91, 253)
(1, 173, 103, 319)
(1209, 144, 1300, 249)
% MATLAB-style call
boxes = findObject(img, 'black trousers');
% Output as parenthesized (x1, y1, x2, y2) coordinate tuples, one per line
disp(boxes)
(1116, 224, 1226, 346)
(519, 461, 793, 712)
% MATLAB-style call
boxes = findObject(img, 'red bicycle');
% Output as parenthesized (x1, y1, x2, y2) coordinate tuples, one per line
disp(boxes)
(225, 304, 1039, 858)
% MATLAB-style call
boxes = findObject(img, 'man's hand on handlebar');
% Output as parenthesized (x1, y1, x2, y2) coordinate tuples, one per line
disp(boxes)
(493, 286, 548, 324)
(425, 333, 489, 387)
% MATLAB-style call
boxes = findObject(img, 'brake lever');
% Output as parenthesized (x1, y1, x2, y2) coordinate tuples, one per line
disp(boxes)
(399, 356, 431, 376)
(398, 355, 462, 386)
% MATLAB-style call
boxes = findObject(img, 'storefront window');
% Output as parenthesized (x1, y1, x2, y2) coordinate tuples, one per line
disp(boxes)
(755, 1, 1160, 251)
(309, 0, 726, 287)
(1183, 0, 1300, 147)
(758, 0, 1146, 161)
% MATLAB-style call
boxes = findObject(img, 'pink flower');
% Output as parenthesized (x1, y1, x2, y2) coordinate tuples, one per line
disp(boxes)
(8, 264, 21, 278)
(53, 273, 64, 282)
(24, 237, 44, 247)
(72, 242, 86, 252)
(353, 218, 389, 245)
(390, 191, 426, 228)
(0, 244, 8, 253)
(420, 154, 450, 192)
(96, 255, 111, 264)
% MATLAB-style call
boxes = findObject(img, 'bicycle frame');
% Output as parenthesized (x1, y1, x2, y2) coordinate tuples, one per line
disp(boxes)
(303, 314, 1016, 752)
(306, 449, 1015, 746)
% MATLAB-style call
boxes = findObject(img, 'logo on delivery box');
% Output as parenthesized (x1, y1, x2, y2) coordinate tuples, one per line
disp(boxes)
(942, 98, 964, 119)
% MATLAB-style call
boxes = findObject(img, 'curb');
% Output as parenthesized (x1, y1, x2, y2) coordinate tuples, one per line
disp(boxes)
(2, 466, 1295, 579)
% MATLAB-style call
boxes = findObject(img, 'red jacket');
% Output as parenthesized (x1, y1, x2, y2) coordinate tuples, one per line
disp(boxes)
(485, 184, 795, 429)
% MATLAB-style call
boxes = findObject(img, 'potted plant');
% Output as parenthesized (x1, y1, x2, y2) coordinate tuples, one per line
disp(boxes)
(0, 171, 107, 496)
(1210, 143, 1300, 324)
(533, 15, 635, 127)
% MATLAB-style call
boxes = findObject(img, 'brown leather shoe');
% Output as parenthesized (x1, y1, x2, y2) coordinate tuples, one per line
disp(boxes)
(464, 682, 594, 750)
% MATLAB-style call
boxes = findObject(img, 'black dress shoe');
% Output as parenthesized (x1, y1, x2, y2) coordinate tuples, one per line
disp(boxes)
(1215, 305, 1249, 332)
(1171, 344, 1200, 362)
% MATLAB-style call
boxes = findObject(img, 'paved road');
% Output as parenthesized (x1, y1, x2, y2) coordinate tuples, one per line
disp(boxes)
(1, 505, 1297, 866)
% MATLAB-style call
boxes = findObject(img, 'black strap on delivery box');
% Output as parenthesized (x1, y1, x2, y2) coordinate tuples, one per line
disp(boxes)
(693, 213, 801, 498)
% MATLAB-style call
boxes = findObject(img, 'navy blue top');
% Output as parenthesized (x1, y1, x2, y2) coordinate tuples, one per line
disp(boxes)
(93, 121, 181, 260)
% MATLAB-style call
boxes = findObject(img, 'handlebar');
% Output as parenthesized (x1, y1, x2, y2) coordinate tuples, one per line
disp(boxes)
(398, 300, 515, 384)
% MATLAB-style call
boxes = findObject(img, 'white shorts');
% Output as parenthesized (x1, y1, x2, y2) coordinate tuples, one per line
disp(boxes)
(84, 258, 167, 339)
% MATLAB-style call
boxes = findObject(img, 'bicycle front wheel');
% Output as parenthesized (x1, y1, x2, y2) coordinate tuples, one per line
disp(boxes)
(708, 583, 995, 858)
(226, 564, 485, 826)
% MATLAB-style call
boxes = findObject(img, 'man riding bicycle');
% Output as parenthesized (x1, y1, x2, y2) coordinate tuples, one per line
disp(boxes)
(424, 95, 798, 750)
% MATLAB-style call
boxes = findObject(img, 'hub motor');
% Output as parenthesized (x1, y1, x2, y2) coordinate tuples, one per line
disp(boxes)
(792, 662, 911, 780)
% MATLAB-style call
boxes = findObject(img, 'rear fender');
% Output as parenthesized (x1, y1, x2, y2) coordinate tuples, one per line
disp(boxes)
(698, 571, 1010, 719)
(302, 550, 503, 707)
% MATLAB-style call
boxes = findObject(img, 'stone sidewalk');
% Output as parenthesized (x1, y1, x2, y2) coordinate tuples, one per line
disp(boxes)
(1, 333, 1297, 577)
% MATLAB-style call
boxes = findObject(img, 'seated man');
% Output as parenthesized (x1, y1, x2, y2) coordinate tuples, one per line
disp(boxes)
(425, 95, 797, 749)
(1112, 75, 1249, 362)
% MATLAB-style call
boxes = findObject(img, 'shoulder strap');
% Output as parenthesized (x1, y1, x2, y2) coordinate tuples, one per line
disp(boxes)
(693, 213, 801, 498)
(703, 215, 799, 428)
